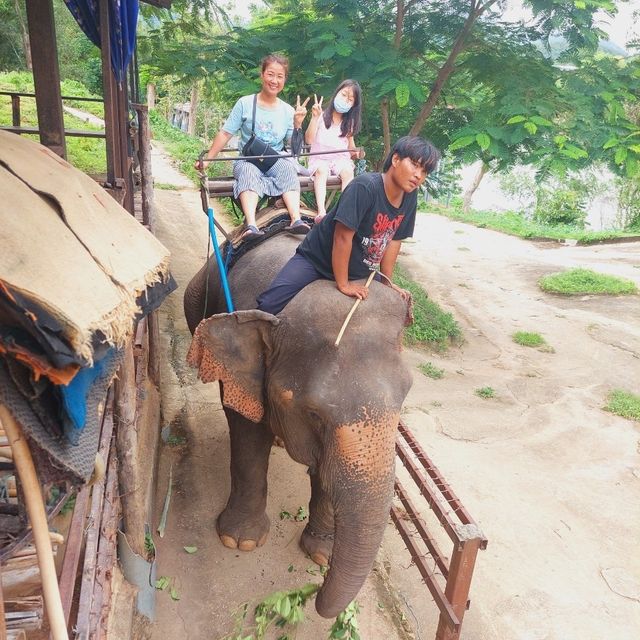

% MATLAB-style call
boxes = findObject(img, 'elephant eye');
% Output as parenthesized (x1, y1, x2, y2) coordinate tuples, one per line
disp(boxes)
(306, 408, 323, 425)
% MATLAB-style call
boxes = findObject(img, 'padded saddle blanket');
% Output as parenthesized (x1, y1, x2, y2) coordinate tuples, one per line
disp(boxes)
(0, 130, 173, 365)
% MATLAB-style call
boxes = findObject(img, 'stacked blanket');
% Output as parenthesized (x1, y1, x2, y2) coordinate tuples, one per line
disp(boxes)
(0, 131, 175, 483)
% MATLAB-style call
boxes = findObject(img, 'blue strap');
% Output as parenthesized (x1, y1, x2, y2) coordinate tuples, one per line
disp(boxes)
(207, 207, 234, 312)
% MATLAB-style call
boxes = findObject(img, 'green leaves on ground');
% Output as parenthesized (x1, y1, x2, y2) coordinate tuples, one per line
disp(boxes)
(223, 584, 359, 640)
(475, 387, 495, 399)
(419, 362, 445, 379)
(604, 390, 640, 422)
(279, 506, 308, 522)
(538, 268, 638, 295)
(329, 600, 360, 640)
(183, 546, 198, 554)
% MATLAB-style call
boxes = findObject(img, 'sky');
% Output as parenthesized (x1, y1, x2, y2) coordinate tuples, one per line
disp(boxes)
(227, 0, 640, 48)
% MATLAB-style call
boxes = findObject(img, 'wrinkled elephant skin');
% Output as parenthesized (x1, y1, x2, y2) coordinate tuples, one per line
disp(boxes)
(184, 233, 412, 617)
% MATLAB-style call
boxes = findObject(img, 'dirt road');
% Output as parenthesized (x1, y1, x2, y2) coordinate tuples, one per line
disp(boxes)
(395, 216, 640, 639)
(149, 143, 640, 639)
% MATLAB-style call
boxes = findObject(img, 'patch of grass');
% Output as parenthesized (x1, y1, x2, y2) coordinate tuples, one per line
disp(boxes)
(419, 362, 445, 379)
(1, 72, 106, 173)
(604, 389, 640, 421)
(393, 266, 462, 350)
(512, 331, 546, 348)
(166, 434, 186, 446)
(475, 386, 495, 399)
(154, 182, 178, 190)
(424, 202, 640, 244)
(539, 268, 637, 296)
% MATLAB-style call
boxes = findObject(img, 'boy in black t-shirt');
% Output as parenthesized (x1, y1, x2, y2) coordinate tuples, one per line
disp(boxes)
(256, 136, 441, 315)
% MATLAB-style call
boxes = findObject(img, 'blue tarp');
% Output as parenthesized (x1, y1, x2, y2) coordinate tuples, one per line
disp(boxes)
(63, 0, 138, 82)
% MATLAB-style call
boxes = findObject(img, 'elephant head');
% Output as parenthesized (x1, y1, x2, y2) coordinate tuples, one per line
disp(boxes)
(187, 279, 412, 617)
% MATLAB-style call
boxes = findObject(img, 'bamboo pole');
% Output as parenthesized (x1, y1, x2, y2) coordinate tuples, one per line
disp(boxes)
(0, 405, 68, 640)
(334, 271, 376, 346)
(0, 559, 6, 640)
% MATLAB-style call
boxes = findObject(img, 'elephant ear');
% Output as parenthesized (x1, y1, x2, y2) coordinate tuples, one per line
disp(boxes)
(186, 310, 279, 422)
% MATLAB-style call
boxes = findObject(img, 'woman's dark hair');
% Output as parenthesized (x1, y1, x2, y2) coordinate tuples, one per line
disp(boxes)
(382, 136, 441, 173)
(261, 54, 290, 77)
(323, 79, 362, 138)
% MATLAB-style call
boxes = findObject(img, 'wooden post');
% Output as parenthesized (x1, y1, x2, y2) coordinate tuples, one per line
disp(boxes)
(132, 104, 156, 231)
(435, 538, 483, 640)
(0, 405, 68, 640)
(0, 559, 6, 640)
(113, 342, 146, 557)
(57, 487, 90, 626)
(24, 0, 66, 158)
(147, 310, 161, 389)
(146, 83, 156, 109)
(11, 95, 20, 128)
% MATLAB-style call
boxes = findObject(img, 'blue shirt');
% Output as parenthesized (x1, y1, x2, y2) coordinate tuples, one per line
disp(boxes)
(222, 94, 294, 152)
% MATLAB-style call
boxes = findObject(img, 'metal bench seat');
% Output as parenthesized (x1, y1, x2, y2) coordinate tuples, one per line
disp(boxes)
(205, 174, 343, 199)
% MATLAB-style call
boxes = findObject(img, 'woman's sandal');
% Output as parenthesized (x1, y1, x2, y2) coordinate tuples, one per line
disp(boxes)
(285, 219, 311, 235)
(241, 224, 265, 239)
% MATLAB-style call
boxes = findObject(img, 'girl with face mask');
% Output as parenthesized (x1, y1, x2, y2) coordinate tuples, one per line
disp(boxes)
(305, 79, 364, 224)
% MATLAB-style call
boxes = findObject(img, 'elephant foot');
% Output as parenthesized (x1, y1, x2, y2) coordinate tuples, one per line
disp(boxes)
(300, 524, 334, 567)
(216, 511, 270, 551)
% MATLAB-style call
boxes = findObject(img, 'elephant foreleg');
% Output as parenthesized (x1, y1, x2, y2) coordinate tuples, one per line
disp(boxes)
(217, 404, 274, 551)
(301, 472, 335, 567)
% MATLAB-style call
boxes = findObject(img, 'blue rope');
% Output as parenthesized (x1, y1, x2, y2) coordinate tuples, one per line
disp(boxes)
(207, 207, 234, 312)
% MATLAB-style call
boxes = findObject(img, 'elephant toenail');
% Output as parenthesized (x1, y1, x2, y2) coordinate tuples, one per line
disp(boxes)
(220, 534, 238, 549)
(238, 539, 257, 551)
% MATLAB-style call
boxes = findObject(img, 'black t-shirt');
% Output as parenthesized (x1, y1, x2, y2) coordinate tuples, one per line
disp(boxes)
(297, 172, 417, 279)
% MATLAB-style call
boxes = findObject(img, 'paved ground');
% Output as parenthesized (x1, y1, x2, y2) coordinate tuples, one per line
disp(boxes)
(147, 141, 640, 640)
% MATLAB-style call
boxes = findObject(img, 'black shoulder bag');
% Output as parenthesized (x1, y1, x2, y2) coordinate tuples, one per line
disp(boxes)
(242, 94, 281, 171)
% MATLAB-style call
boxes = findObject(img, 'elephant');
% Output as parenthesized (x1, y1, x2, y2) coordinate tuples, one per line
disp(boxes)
(184, 230, 413, 618)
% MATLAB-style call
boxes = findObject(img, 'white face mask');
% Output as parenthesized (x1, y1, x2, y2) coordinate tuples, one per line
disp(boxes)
(333, 95, 353, 114)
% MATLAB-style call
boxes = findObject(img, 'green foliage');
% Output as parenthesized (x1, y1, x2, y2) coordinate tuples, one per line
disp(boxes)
(418, 362, 445, 379)
(426, 201, 639, 244)
(538, 268, 638, 295)
(615, 176, 640, 230)
(392, 266, 462, 350)
(329, 600, 360, 640)
(144, 533, 156, 557)
(0, 72, 106, 174)
(475, 387, 495, 399)
(604, 389, 640, 422)
(279, 507, 308, 522)
(534, 188, 587, 227)
(224, 583, 321, 640)
(512, 332, 546, 348)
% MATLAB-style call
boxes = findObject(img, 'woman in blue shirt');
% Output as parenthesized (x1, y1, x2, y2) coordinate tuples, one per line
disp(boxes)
(199, 54, 310, 238)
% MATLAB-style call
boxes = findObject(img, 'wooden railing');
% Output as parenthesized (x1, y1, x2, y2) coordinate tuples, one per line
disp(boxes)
(0, 91, 105, 138)
(392, 420, 487, 640)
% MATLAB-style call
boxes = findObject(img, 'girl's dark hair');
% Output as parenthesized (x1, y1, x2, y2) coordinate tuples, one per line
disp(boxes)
(261, 54, 289, 77)
(382, 136, 441, 173)
(323, 79, 362, 138)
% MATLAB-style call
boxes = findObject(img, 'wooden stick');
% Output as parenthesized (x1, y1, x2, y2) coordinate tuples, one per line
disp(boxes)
(0, 559, 7, 640)
(0, 405, 69, 640)
(334, 271, 376, 347)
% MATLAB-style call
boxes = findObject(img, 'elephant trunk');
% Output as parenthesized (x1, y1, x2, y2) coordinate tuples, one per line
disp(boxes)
(315, 413, 398, 618)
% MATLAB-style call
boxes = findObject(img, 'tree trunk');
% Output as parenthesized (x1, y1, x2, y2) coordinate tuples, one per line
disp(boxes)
(146, 82, 156, 109)
(381, 97, 391, 160)
(188, 82, 199, 136)
(14, 0, 32, 70)
(409, 0, 499, 136)
(462, 161, 489, 213)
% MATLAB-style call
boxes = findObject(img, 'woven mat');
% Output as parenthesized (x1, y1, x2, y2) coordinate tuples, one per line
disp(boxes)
(0, 131, 173, 364)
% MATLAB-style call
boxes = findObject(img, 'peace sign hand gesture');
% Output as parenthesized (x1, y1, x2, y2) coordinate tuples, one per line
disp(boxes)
(294, 95, 310, 128)
(311, 94, 323, 119)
